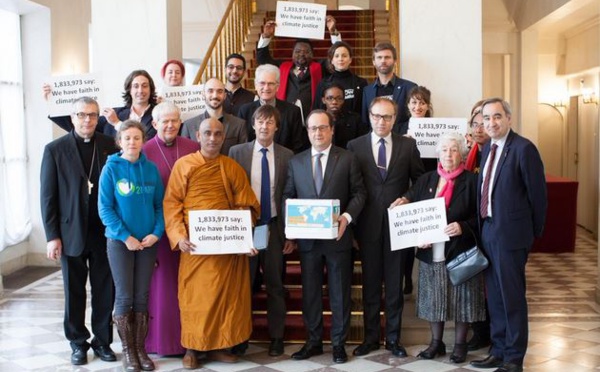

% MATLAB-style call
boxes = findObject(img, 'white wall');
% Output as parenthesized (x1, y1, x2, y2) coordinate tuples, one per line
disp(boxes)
(400, 0, 483, 118)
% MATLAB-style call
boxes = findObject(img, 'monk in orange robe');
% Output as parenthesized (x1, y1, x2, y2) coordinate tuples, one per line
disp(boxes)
(163, 117, 260, 369)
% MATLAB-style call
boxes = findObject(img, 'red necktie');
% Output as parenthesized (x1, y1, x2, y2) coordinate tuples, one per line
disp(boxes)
(297, 67, 306, 79)
(480, 144, 498, 218)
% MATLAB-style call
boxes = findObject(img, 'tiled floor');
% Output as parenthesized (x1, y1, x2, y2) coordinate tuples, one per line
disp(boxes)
(1, 228, 599, 371)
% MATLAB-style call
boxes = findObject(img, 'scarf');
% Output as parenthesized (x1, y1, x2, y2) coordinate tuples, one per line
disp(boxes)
(436, 162, 465, 208)
(465, 144, 479, 171)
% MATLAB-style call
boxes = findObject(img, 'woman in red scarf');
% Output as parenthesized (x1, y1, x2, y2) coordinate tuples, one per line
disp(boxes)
(390, 132, 485, 363)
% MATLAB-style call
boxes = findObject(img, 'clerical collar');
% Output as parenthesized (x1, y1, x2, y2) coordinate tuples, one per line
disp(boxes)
(73, 131, 94, 144)
(155, 136, 176, 147)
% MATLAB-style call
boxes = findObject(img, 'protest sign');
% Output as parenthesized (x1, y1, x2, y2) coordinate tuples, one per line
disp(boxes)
(188, 210, 253, 254)
(47, 74, 104, 117)
(275, 1, 327, 40)
(388, 197, 449, 251)
(407, 118, 468, 158)
(161, 85, 205, 121)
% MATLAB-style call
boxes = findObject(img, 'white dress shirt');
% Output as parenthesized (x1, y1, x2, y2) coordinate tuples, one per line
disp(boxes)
(251, 141, 277, 218)
(480, 131, 509, 217)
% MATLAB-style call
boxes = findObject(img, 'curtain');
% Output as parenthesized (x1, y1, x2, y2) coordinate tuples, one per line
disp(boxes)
(0, 9, 31, 250)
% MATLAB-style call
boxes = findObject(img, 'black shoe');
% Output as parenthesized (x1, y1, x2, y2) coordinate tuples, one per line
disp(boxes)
(494, 362, 523, 372)
(92, 344, 116, 362)
(268, 338, 284, 357)
(385, 342, 407, 357)
(467, 333, 491, 351)
(231, 340, 248, 356)
(449, 343, 467, 363)
(470, 354, 503, 368)
(332, 345, 347, 363)
(71, 347, 88, 365)
(291, 344, 323, 360)
(352, 342, 380, 356)
(417, 339, 446, 359)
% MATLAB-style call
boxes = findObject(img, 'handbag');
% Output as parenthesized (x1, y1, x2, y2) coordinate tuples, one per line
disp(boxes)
(446, 227, 488, 286)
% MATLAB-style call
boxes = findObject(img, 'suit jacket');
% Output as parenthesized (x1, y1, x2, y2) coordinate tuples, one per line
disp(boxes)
(181, 111, 247, 155)
(228, 141, 294, 239)
(49, 105, 156, 139)
(477, 129, 547, 250)
(404, 170, 478, 263)
(282, 146, 366, 252)
(238, 99, 306, 153)
(40, 132, 118, 256)
(347, 133, 425, 243)
(361, 75, 417, 135)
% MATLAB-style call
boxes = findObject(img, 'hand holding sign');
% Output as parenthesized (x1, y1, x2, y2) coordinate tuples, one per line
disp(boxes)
(388, 197, 449, 251)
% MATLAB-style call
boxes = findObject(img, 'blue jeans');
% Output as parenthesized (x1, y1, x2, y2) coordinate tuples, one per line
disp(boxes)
(107, 239, 157, 316)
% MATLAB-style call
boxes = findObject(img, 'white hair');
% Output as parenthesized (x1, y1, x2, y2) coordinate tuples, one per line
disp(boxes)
(255, 64, 280, 84)
(435, 132, 468, 159)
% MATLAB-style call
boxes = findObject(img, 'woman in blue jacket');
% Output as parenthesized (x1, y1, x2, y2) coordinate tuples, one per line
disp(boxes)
(99, 120, 164, 372)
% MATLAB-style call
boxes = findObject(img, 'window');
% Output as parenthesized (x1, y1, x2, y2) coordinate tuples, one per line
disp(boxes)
(0, 8, 31, 250)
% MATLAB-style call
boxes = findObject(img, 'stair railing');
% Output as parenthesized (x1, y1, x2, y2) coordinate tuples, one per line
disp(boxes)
(192, 0, 254, 85)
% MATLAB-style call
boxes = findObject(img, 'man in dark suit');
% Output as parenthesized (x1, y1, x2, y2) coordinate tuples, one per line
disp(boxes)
(238, 64, 306, 153)
(40, 97, 119, 365)
(470, 98, 547, 372)
(181, 77, 247, 155)
(256, 16, 340, 119)
(282, 110, 365, 364)
(224, 53, 256, 116)
(347, 97, 424, 357)
(228, 105, 294, 357)
(361, 42, 417, 135)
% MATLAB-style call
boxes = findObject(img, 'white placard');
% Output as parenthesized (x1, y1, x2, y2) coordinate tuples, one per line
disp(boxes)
(162, 85, 205, 121)
(47, 74, 104, 117)
(275, 1, 327, 40)
(407, 118, 468, 158)
(188, 210, 253, 255)
(388, 197, 449, 251)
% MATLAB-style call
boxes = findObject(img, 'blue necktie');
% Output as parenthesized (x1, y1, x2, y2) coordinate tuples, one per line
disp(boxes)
(314, 153, 323, 194)
(260, 148, 271, 224)
(378, 137, 387, 179)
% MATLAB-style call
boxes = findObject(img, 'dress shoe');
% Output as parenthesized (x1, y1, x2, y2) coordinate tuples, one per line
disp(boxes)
(332, 345, 348, 363)
(182, 349, 200, 370)
(207, 349, 238, 363)
(352, 342, 380, 356)
(291, 344, 323, 360)
(449, 343, 467, 363)
(467, 333, 491, 351)
(470, 354, 503, 368)
(71, 347, 88, 365)
(268, 338, 284, 356)
(417, 339, 446, 359)
(494, 362, 523, 372)
(92, 344, 117, 362)
(231, 341, 248, 356)
(385, 342, 408, 357)
(403, 278, 413, 295)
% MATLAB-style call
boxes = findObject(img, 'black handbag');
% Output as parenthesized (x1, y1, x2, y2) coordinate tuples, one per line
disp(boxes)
(446, 227, 488, 286)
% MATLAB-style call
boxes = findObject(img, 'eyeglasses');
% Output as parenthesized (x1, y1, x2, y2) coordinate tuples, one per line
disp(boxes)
(75, 112, 99, 120)
(257, 81, 277, 88)
(470, 122, 484, 129)
(307, 125, 331, 133)
(369, 112, 394, 122)
(324, 96, 344, 102)
(226, 64, 244, 71)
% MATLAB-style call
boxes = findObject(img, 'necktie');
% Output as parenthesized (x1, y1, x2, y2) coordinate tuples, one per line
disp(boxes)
(314, 153, 323, 194)
(260, 148, 271, 224)
(480, 143, 498, 218)
(377, 137, 387, 179)
(298, 67, 306, 79)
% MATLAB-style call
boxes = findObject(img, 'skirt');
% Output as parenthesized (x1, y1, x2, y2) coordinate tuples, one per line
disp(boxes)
(416, 260, 486, 323)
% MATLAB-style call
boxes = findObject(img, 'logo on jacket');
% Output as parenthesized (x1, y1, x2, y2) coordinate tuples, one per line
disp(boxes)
(117, 179, 134, 196)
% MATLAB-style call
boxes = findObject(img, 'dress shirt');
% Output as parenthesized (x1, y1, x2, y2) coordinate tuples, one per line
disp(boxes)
(481, 131, 509, 217)
(310, 144, 353, 224)
(370, 132, 392, 169)
(251, 141, 277, 218)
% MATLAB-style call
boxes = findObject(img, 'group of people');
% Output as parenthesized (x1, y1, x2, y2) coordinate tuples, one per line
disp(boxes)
(40, 15, 546, 372)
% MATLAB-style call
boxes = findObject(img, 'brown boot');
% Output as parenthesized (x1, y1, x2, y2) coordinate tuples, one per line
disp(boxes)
(114, 312, 140, 372)
(133, 312, 155, 371)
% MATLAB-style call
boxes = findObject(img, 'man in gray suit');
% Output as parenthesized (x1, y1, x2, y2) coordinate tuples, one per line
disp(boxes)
(181, 78, 247, 155)
(283, 110, 366, 364)
(228, 105, 294, 357)
(347, 97, 424, 357)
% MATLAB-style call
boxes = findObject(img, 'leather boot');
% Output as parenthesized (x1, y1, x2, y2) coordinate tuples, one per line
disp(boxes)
(114, 312, 140, 372)
(133, 312, 155, 371)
